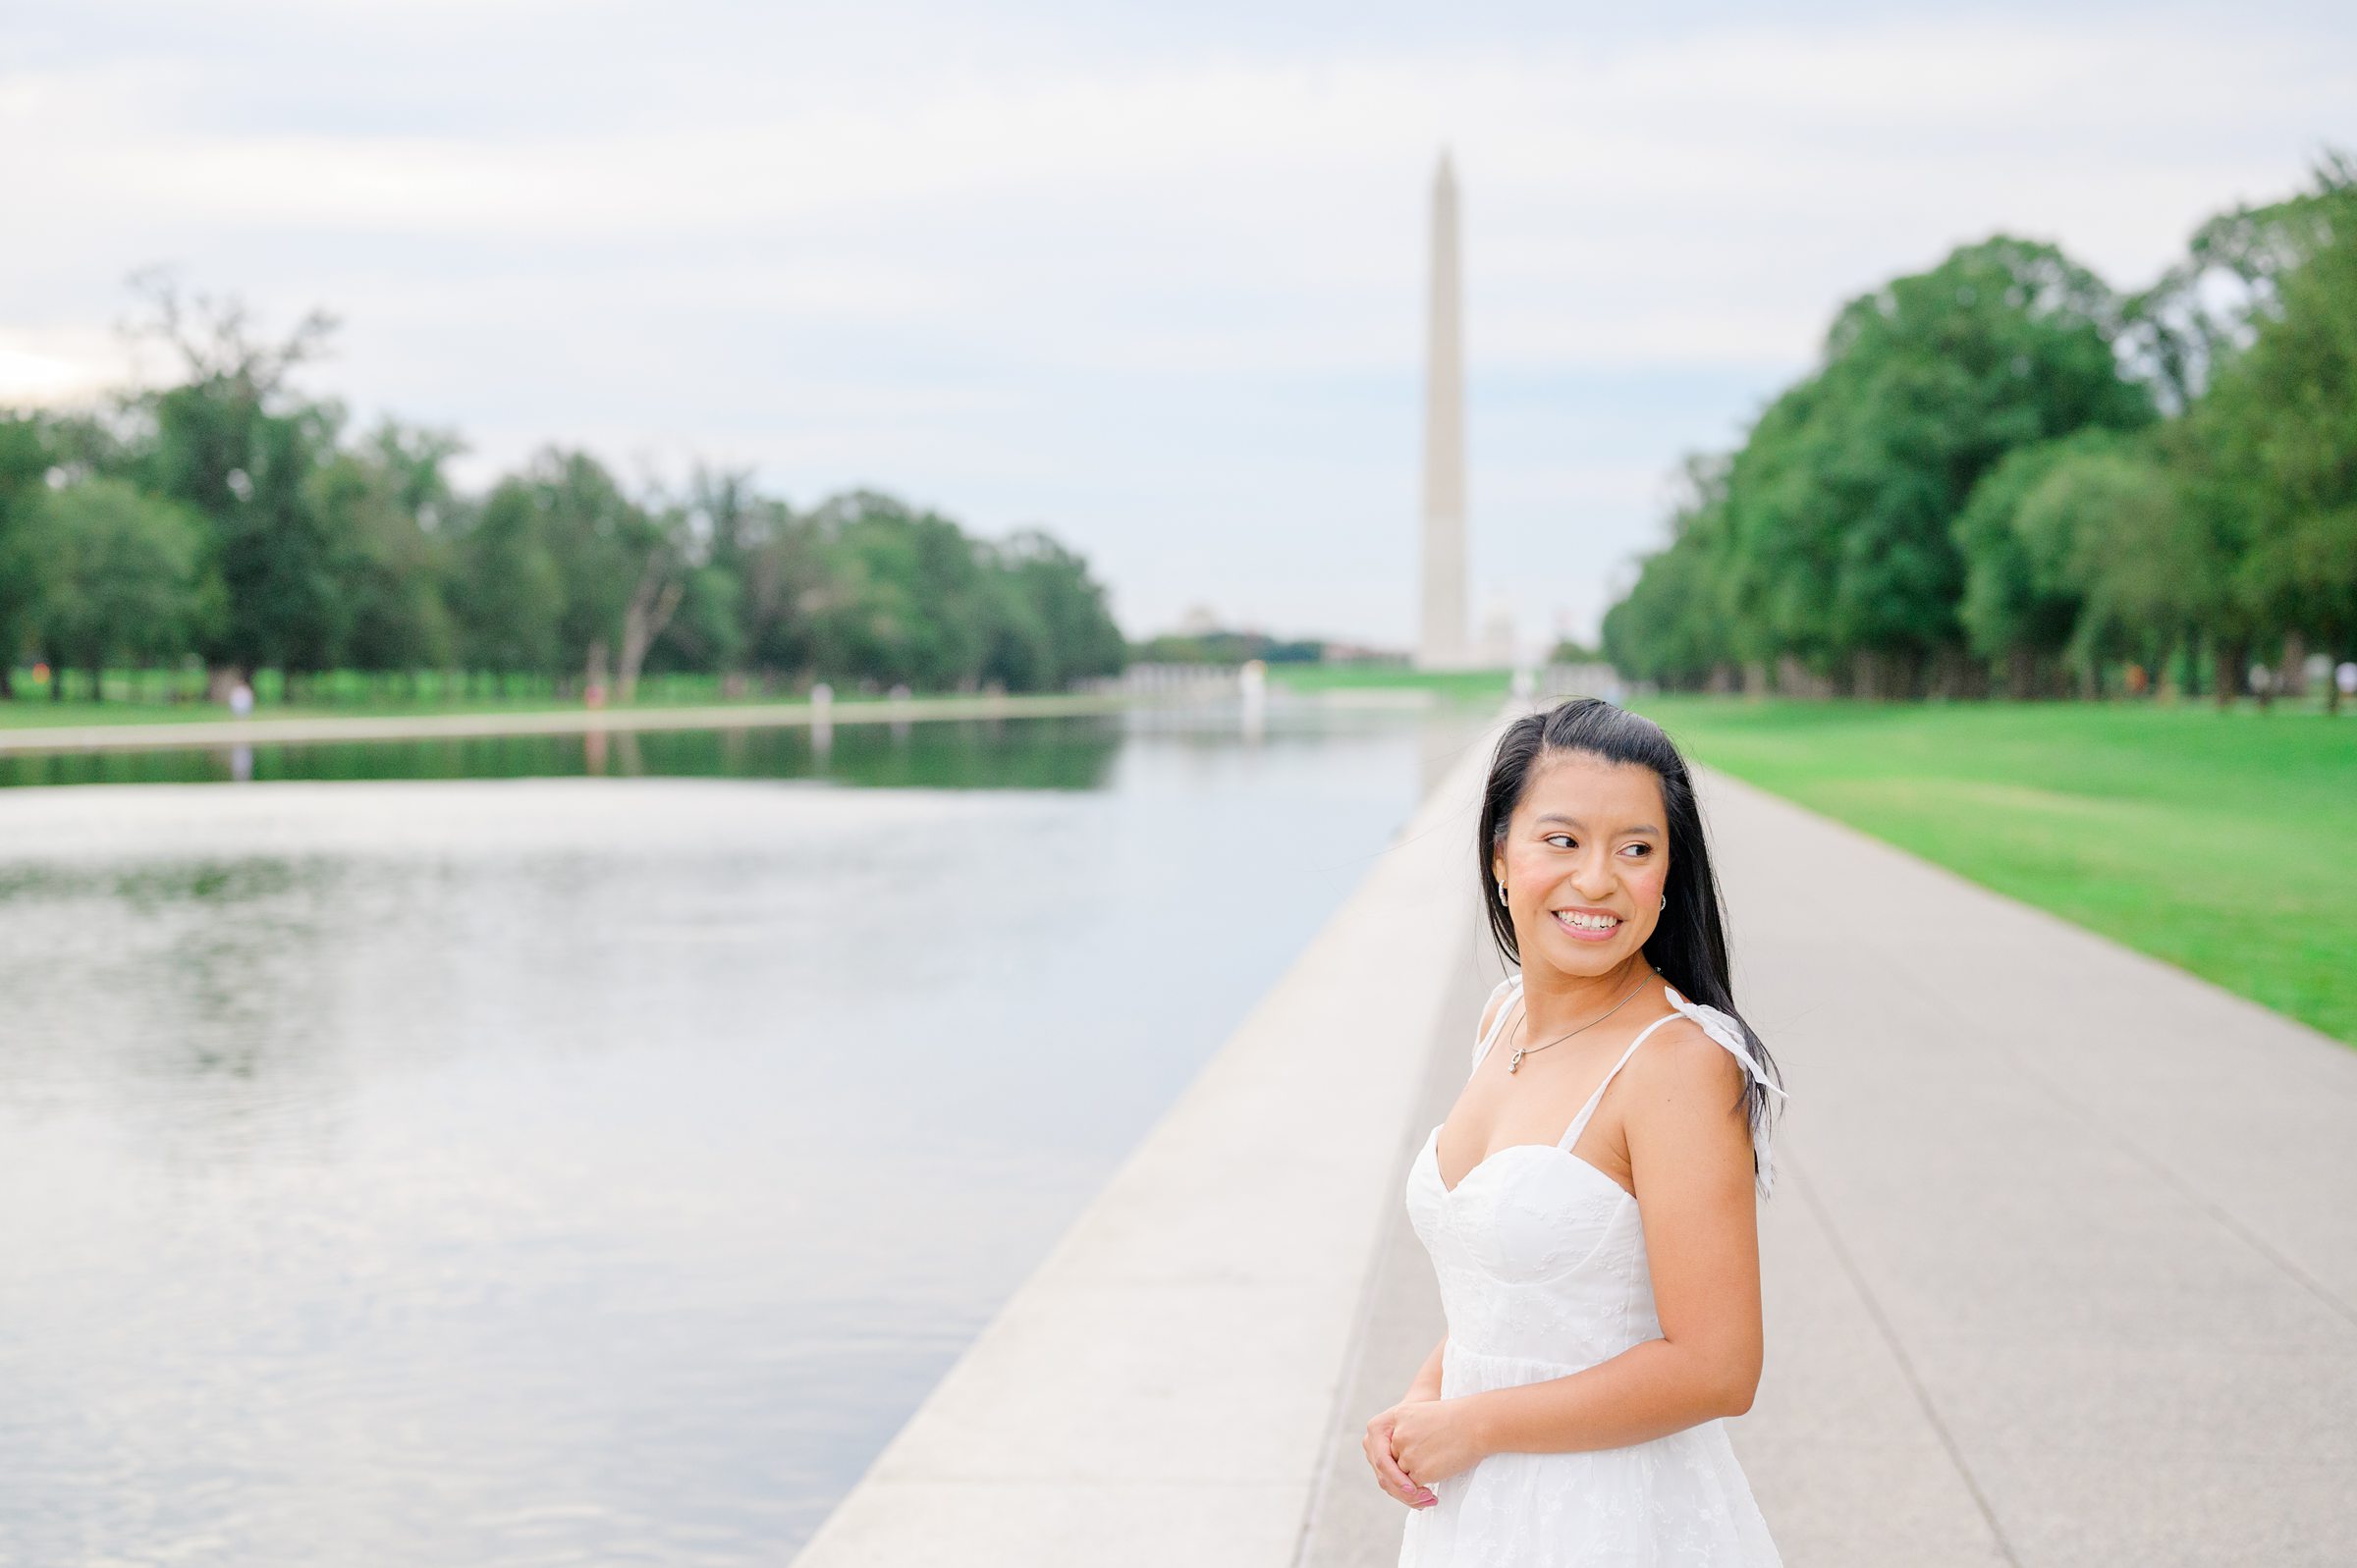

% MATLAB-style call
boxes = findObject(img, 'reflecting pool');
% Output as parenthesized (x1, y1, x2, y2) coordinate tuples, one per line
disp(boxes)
(0, 701, 1494, 1564)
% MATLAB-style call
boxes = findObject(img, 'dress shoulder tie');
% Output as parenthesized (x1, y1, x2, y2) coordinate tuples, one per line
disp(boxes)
(1661, 984, 1789, 1197)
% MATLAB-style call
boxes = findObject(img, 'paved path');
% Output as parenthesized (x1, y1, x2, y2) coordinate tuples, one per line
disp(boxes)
(1305, 763, 2357, 1567)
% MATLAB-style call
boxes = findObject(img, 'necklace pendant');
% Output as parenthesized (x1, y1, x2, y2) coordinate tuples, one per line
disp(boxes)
(1507, 1049, 1523, 1074)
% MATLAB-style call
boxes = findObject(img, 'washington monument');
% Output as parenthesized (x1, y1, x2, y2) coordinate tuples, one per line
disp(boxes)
(1417, 152, 1466, 670)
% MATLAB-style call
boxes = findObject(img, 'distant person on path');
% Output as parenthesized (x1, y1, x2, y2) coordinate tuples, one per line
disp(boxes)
(228, 680, 254, 719)
(1369, 696, 1790, 1565)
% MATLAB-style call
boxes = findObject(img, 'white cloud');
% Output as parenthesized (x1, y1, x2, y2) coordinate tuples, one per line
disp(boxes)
(0, 328, 135, 407)
(1, 5, 2350, 642)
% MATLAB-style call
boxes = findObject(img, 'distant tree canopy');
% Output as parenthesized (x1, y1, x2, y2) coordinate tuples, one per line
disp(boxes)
(0, 280, 1125, 701)
(1604, 155, 2357, 703)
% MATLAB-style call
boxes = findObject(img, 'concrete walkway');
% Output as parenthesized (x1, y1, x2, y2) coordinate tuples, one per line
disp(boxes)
(1306, 763, 2357, 1567)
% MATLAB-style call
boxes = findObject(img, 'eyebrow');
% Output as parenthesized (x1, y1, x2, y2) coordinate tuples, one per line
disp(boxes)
(1535, 813, 1662, 836)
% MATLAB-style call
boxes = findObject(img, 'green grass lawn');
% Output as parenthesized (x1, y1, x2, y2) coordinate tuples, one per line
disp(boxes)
(1266, 664, 1513, 704)
(1627, 697, 2357, 1048)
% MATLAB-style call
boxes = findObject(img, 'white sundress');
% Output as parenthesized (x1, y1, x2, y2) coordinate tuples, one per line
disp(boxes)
(1397, 973, 1788, 1567)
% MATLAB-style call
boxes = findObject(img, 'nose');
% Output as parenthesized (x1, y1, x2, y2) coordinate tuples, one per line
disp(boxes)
(1567, 844, 1618, 900)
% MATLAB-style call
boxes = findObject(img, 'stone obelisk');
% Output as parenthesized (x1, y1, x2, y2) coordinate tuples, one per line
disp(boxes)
(1417, 152, 1467, 670)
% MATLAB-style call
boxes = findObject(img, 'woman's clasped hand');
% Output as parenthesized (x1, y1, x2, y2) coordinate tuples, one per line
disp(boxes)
(1365, 1396, 1487, 1508)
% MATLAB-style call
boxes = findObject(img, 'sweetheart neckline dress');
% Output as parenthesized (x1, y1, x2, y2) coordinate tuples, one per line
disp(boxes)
(1395, 973, 1787, 1566)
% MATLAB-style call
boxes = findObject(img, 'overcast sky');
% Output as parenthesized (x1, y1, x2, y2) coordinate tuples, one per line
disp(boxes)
(5, 2, 2352, 648)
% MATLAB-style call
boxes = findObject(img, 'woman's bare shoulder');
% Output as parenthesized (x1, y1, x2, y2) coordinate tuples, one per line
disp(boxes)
(1626, 1010, 1751, 1111)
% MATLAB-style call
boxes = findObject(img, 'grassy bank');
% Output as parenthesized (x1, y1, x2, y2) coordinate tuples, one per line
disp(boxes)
(1629, 697, 2357, 1048)
(1265, 665, 1512, 703)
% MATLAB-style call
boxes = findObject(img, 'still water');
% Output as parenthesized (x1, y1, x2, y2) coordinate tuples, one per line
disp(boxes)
(0, 702, 1491, 1565)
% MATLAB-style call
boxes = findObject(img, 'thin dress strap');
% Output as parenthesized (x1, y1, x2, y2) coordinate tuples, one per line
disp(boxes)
(1557, 1007, 1687, 1151)
(1468, 973, 1524, 1074)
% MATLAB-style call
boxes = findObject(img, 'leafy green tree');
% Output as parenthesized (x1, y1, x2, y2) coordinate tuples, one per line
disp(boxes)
(984, 528, 1124, 690)
(735, 499, 824, 676)
(2121, 150, 2356, 413)
(647, 562, 745, 681)
(980, 573, 1054, 690)
(1713, 380, 1843, 676)
(499, 449, 681, 693)
(362, 419, 466, 531)
(644, 466, 759, 683)
(802, 492, 991, 690)
(120, 278, 346, 684)
(2015, 445, 2206, 693)
(10, 278, 1134, 705)
(1602, 477, 1739, 689)
(449, 476, 565, 676)
(691, 465, 761, 579)
(535, 450, 647, 682)
(2190, 162, 2357, 702)
(310, 429, 456, 676)
(0, 412, 52, 695)
(1771, 238, 2152, 689)
(1953, 430, 2146, 693)
(28, 478, 213, 697)
(1612, 239, 2158, 694)
(231, 404, 347, 680)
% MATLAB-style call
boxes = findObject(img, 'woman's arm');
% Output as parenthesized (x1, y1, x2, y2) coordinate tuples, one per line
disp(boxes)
(1389, 1024, 1763, 1480)
(1402, 1331, 1446, 1403)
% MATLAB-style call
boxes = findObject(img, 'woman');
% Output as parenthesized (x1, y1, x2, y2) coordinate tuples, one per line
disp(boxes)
(1366, 697, 1788, 1565)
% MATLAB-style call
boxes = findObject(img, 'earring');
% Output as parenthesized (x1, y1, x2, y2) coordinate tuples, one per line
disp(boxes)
(1497, 881, 1508, 906)
(1659, 893, 1667, 911)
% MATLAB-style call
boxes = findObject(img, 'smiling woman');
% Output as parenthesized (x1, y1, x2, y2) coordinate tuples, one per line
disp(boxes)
(1366, 695, 1790, 1566)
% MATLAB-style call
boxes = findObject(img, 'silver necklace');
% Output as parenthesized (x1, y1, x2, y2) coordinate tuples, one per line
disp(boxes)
(1506, 968, 1658, 1074)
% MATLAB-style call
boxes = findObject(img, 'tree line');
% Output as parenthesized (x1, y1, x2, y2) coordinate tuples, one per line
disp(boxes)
(1602, 154, 2357, 706)
(0, 281, 1126, 705)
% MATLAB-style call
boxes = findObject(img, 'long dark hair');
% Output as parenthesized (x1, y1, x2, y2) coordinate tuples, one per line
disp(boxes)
(1476, 696, 1783, 1183)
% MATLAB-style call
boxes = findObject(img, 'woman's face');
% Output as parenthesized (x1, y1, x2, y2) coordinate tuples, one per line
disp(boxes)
(1491, 749, 1671, 977)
